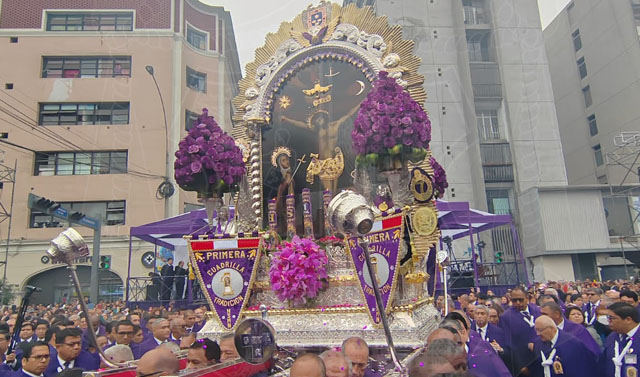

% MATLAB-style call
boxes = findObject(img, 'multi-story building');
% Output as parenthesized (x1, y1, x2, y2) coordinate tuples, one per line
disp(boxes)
(0, 0, 241, 303)
(342, 0, 636, 281)
(542, 0, 640, 278)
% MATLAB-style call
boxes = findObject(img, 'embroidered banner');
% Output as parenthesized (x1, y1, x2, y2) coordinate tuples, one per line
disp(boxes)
(347, 213, 404, 326)
(189, 237, 262, 330)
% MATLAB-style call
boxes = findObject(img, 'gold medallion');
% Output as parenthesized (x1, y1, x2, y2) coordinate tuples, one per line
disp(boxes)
(628, 366, 638, 377)
(412, 207, 438, 236)
(553, 360, 564, 375)
(410, 168, 434, 202)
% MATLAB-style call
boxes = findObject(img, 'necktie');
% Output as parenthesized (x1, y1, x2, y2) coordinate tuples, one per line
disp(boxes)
(64, 361, 70, 369)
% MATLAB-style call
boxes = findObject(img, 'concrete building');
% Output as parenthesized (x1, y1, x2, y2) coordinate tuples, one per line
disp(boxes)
(0, 0, 241, 304)
(541, 0, 640, 279)
(342, 0, 638, 281)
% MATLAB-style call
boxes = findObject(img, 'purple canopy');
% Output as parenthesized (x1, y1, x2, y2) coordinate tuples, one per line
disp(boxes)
(129, 200, 512, 250)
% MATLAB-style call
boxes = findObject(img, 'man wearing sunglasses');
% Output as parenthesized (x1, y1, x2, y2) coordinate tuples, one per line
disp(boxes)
(583, 288, 602, 326)
(499, 286, 541, 376)
(105, 320, 141, 359)
(15, 341, 50, 377)
(44, 328, 99, 375)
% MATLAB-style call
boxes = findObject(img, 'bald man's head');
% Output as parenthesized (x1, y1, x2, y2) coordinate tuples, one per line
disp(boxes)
(136, 348, 179, 376)
(427, 328, 461, 344)
(410, 339, 467, 377)
(534, 315, 558, 343)
(290, 353, 326, 377)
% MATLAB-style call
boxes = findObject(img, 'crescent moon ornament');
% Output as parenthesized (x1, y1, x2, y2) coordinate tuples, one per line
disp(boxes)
(355, 80, 365, 96)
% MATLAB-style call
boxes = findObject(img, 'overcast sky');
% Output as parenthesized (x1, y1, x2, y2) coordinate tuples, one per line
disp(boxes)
(203, 0, 572, 72)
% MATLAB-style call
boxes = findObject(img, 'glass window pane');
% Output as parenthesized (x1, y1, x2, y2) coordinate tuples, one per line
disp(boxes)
(75, 153, 92, 175)
(110, 152, 127, 173)
(56, 153, 74, 175)
(93, 152, 110, 174)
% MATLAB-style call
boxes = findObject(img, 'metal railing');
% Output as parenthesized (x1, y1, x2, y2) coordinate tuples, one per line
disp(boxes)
(482, 165, 514, 182)
(472, 84, 502, 98)
(463, 6, 488, 25)
(126, 277, 207, 306)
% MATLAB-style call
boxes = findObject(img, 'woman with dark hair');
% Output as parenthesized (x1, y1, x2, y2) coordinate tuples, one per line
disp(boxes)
(565, 305, 602, 350)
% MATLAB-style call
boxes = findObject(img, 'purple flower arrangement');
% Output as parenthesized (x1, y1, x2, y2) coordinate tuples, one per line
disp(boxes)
(269, 236, 328, 306)
(352, 71, 431, 165)
(174, 108, 246, 198)
(430, 156, 448, 198)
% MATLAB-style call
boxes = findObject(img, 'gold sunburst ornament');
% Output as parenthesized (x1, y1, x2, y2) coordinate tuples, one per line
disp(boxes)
(279, 96, 292, 109)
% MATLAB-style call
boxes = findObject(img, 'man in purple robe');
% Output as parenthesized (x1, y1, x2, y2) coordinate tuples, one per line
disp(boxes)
(44, 328, 99, 375)
(599, 302, 640, 377)
(499, 286, 541, 376)
(540, 302, 601, 356)
(526, 315, 598, 377)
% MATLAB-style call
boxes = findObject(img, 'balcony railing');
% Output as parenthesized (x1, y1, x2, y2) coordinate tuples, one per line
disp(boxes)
(473, 84, 502, 98)
(482, 165, 514, 182)
(463, 6, 488, 25)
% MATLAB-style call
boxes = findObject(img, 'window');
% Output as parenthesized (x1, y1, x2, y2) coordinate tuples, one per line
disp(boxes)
(582, 86, 592, 108)
(462, 0, 488, 25)
(186, 67, 206, 92)
(588, 114, 598, 136)
(39, 102, 129, 125)
(185, 110, 199, 131)
(466, 30, 492, 62)
(186, 27, 207, 50)
(42, 56, 131, 78)
(572, 29, 582, 51)
(593, 144, 604, 166)
(486, 189, 512, 215)
(476, 110, 501, 141)
(577, 57, 587, 79)
(29, 200, 126, 228)
(46, 12, 133, 32)
(34, 151, 127, 176)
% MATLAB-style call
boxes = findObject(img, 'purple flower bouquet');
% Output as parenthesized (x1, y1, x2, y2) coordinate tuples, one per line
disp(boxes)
(269, 236, 328, 306)
(352, 71, 432, 168)
(174, 108, 246, 198)
(430, 156, 449, 198)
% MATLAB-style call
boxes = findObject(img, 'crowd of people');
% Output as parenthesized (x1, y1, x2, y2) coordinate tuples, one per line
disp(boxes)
(3, 279, 640, 377)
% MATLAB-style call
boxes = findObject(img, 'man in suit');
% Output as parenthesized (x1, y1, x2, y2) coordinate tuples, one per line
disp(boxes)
(471, 304, 506, 350)
(18, 323, 36, 344)
(192, 307, 206, 333)
(174, 261, 187, 300)
(168, 318, 186, 345)
(0, 330, 21, 372)
(499, 286, 541, 376)
(45, 328, 99, 375)
(620, 290, 640, 317)
(527, 315, 597, 377)
(160, 258, 175, 301)
(183, 310, 198, 334)
(583, 288, 603, 326)
(13, 341, 50, 377)
(33, 321, 48, 343)
(104, 320, 141, 360)
(540, 302, 601, 356)
(600, 302, 640, 377)
(138, 319, 171, 357)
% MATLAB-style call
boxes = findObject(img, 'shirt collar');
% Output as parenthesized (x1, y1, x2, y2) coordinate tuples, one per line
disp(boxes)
(558, 320, 565, 330)
(22, 370, 43, 377)
(57, 355, 74, 369)
(154, 337, 165, 345)
(627, 323, 640, 338)
(477, 323, 488, 332)
(550, 328, 560, 348)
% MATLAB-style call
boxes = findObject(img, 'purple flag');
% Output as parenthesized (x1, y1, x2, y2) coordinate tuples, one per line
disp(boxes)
(189, 237, 262, 330)
(347, 213, 404, 325)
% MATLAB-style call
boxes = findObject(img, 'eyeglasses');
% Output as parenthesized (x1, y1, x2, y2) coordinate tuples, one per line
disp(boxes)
(30, 354, 50, 361)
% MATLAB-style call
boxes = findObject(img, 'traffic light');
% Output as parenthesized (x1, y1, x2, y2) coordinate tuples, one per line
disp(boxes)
(69, 211, 85, 221)
(99, 255, 111, 270)
(35, 197, 60, 213)
(495, 251, 504, 263)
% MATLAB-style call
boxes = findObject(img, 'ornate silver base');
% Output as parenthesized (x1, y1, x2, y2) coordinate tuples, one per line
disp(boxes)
(199, 299, 439, 348)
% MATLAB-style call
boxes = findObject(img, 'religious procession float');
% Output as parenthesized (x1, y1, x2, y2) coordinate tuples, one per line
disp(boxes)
(174, 2, 449, 374)
(38, 2, 449, 376)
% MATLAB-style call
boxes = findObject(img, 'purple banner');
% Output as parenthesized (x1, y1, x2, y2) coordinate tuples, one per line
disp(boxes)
(347, 214, 404, 325)
(189, 237, 262, 330)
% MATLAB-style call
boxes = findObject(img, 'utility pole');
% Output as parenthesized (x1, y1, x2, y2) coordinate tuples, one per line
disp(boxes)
(0, 158, 16, 305)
